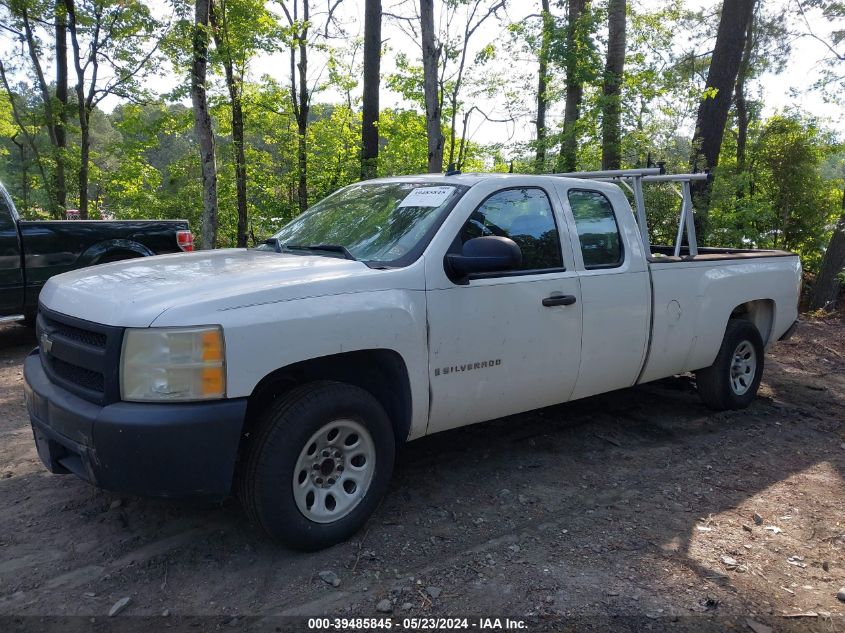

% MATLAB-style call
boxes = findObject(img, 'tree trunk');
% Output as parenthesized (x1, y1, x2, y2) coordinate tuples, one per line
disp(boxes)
(557, 0, 589, 173)
(296, 2, 309, 214)
(12, 134, 27, 212)
(63, 0, 92, 219)
(601, 0, 625, 170)
(230, 90, 248, 247)
(689, 0, 755, 225)
(55, 0, 68, 210)
(191, 0, 218, 249)
(360, 0, 381, 180)
(535, 0, 552, 172)
(808, 189, 845, 311)
(210, 3, 248, 247)
(78, 116, 89, 218)
(734, 4, 755, 176)
(21, 7, 62, 215)
(420, 0, 443, 173)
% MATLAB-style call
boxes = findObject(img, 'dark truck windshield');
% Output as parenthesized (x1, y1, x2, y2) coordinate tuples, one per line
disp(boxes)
(266, 181, 467, 265)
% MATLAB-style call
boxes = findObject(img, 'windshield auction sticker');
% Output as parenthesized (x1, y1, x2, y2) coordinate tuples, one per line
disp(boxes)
(398, 186, 455, 208)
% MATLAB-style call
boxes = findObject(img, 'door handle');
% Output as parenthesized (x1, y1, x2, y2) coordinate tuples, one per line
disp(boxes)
(542, 294, 577, 307)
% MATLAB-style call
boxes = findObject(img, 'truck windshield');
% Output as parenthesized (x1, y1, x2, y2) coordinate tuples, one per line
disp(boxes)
(266, 181, 467, 265)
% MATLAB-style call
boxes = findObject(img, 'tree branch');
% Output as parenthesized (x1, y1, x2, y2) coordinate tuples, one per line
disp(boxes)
(795, 0, 845, 61)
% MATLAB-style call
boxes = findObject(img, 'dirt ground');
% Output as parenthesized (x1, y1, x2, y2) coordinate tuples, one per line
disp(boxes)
(0, 316, 843, 632)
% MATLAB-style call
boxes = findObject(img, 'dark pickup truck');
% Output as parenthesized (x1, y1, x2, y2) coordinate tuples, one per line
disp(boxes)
(0, 182, 192, 323)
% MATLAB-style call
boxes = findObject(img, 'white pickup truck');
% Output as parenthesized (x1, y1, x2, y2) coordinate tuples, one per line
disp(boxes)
(24, 170, 801, 550)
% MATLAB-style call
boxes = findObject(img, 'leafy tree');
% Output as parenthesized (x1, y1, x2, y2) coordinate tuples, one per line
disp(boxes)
(191, 0, 218, 248)
(794, 0, 844, 103)
(210, 0, 277, 246)
(535, 0, 553, 171)
(688, 0, 755, 227)
(556, 0, 600, 172)
(794, 0, 844, 309)
(709, 113, 842, 270)
(63, 0, 164, 218)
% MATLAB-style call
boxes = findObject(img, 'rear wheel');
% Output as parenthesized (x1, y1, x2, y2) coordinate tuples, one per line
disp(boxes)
(696, 319, 764, 410)
(239, 381, 395, 550)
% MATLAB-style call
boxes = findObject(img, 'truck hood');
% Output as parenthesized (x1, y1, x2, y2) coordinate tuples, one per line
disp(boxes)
(39, 249, 392, 327)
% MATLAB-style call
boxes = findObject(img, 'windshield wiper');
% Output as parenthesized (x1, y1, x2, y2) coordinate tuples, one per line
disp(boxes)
(262, 239, 357, 261)
(281, 243, 357, 261)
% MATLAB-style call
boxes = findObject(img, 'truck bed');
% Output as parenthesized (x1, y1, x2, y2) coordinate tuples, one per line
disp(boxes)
(639, 249, 801, 385)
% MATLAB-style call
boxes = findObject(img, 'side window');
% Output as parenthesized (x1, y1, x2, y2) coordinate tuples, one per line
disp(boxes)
(567, 190, 623, 269)
(459, 187, 563, 271)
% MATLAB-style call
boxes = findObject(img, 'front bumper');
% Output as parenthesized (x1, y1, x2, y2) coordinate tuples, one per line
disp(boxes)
(23, 350, 248, 499)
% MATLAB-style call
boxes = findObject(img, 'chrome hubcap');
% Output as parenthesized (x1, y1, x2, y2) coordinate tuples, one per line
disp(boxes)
(729, 340, 756, 395)
(293, 419, 375, 523)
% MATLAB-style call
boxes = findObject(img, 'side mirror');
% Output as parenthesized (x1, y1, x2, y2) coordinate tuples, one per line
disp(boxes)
(445, 236, 522, 281)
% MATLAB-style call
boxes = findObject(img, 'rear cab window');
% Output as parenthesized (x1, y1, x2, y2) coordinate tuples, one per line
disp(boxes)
(567, 189, 623, 269)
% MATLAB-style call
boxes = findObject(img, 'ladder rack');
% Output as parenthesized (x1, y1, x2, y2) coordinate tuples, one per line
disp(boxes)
(551, 167, 710, 258)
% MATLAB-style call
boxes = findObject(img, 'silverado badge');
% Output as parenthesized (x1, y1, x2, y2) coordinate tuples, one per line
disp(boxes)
(434, 359, 501, 377)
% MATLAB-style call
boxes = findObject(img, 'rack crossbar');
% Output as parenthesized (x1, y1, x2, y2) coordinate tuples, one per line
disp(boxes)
(552, 167, 664, 179)
(547, 167, 707, 258)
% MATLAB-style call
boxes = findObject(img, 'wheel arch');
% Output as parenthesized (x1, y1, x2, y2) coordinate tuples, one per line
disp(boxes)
(79, 239, 154, 266)
(730, 299, 776, 345)
(241, 349, 413, 452)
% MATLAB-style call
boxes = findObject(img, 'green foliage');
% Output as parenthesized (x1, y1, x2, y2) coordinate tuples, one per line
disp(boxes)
(0, 93, 15, 143)
(377, 109, 429, 176)
(0, 0, 841, 277)
(708, 113, 843, 271)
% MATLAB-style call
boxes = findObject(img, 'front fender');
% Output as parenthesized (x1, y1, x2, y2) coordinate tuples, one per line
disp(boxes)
(79, 239, 154, 266)
(155, 289, 431, 440)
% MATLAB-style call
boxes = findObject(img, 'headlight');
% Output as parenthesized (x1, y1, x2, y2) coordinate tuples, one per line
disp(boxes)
(120, 326, 226, 402)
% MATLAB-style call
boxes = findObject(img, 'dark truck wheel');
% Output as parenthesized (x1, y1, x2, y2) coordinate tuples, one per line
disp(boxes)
(696, 319, 764, 411)
(239, 381, 395, 550)
(97, 251, 141, 264)
(22, 309, 37, 328)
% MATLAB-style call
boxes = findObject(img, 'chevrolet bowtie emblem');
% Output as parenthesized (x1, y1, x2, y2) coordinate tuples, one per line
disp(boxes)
(40, 332, 53, 355)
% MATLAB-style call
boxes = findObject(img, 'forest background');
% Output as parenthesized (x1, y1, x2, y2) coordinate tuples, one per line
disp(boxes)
(0, 0, 843, 308)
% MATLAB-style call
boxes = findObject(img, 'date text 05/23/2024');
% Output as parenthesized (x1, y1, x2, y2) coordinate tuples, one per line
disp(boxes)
(307, 617, 527, 630)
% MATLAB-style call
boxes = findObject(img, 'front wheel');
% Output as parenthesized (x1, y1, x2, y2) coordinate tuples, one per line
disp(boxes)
(239, 381, 395, 550)
(696, 319, 764, 410)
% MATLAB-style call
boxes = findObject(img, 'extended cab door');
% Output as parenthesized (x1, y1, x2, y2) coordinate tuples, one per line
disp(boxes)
(556, 183, 651, 399)
(0, 186, 23, 316)
(424, 180, 583, 433)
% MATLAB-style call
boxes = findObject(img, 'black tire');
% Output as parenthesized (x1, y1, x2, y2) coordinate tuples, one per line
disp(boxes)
(238, 381, 395, 550)
(21, 309, 37, 328)
(696, 319, 764, 411)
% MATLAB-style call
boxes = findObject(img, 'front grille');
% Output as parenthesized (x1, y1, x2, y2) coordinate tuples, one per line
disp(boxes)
(51, 357, 106, 393)
(41, 314, 107, 348)
(36, 307, 124, 405)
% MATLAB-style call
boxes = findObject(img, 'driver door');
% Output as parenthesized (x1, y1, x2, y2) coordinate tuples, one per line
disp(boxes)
(424, 184, 583, 434)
